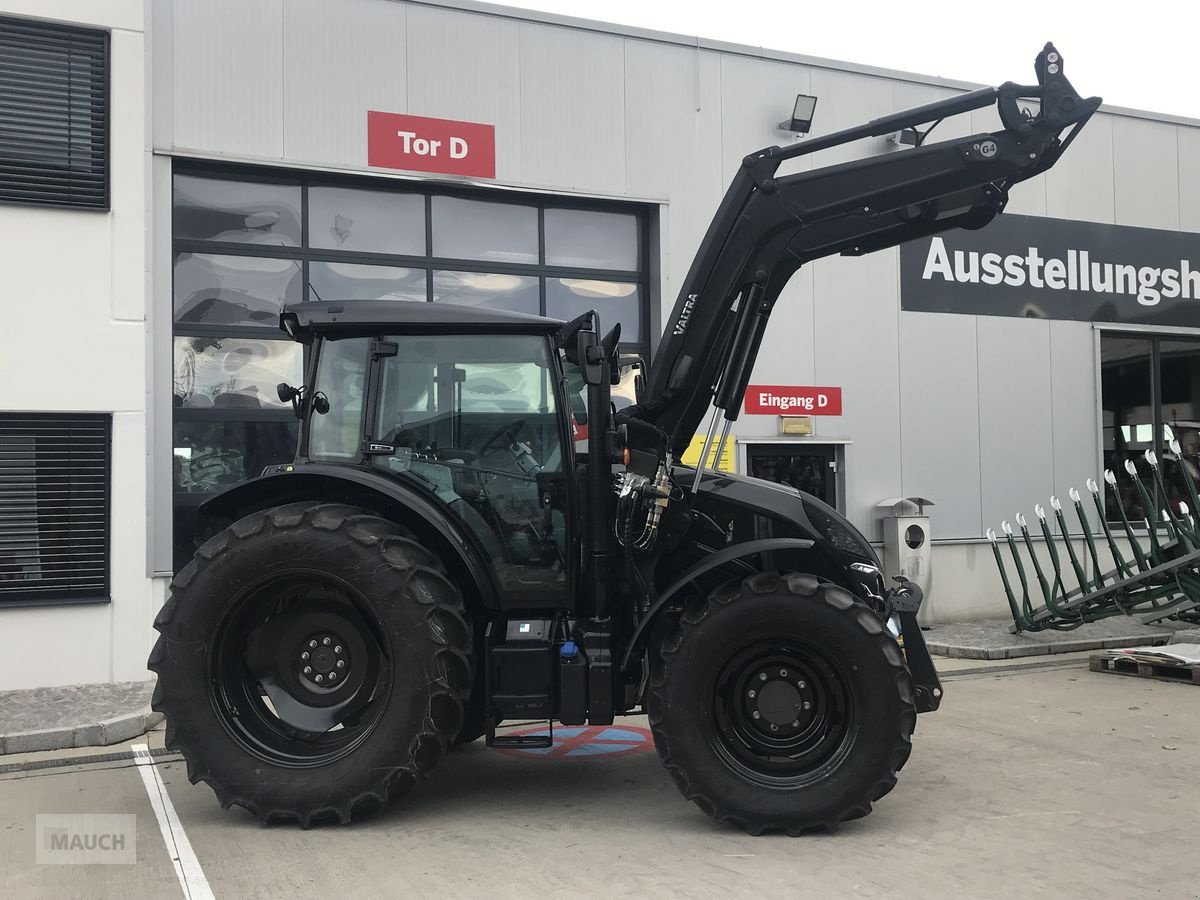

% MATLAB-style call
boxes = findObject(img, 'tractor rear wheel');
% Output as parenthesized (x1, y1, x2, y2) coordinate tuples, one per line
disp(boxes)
(149, 502, 471, 826)
(647, 572, 915, 835)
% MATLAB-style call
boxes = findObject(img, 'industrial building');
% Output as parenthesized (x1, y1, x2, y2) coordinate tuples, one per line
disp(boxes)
(3, 0, 1199, 689)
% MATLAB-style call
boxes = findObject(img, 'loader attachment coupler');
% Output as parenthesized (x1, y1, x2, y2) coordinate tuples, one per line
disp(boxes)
(988, 446, 1200, 633)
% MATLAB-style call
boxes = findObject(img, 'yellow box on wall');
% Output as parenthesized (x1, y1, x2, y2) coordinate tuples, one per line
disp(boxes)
(779, 416, 813, 435)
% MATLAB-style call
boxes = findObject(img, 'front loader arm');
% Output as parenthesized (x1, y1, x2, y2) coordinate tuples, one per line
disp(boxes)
(633, 43, 1099, 458)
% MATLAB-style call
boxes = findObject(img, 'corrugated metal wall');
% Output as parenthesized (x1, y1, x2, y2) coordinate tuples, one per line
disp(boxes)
(153, 0, 1200, 542)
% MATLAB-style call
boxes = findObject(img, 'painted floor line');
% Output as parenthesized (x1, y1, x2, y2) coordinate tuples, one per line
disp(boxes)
(132, 743, 215, 900)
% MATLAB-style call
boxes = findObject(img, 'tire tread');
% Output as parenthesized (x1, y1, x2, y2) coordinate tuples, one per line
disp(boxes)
(647, 572, 916, 835)
(149, 501, 470, 827)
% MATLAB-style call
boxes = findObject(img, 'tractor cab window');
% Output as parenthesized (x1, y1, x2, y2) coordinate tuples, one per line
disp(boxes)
(308, 337, 369, 460)
(371, 334, 569, 603)
(564, 353, 645, 455)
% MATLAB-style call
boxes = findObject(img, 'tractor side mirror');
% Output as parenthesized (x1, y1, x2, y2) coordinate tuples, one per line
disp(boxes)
(277, 382, 305, 418)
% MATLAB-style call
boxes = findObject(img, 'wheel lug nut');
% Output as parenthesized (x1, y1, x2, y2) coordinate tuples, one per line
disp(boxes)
(336, 659, 345, 669)
(748, 689, 756, 699)
(301, 651, 309, 661)
(798, 680, 807, 690)
(328, 672, 337, 681)
(791, 719, 800, 727)
(309, 639, 317, 648)
(770, 723, 779, 732)
(334, 645, 342, 654)
(802, 701, 812, 710)
(758, 673, 767, 682)
(315, 674, 324, 683)
(779, 668, 788, 677)
(751, 710, 761, 720)
(303, 666, 312, 675)
(323, 637, 332, 646)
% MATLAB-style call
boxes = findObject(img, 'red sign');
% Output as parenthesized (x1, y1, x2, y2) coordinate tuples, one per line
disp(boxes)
(745, 385, 842, 416)
(367, 111, 496, 178)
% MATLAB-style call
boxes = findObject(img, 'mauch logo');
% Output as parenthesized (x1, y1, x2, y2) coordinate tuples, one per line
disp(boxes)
(673, 294, 698, 336)
(36, 814, 137, 865)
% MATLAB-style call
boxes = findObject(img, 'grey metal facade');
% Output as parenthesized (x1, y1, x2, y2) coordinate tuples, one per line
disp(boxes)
(148, 0, 1200, 564)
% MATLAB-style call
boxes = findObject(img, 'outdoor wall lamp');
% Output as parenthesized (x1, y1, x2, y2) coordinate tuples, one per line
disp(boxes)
(778, 94, 818, 135)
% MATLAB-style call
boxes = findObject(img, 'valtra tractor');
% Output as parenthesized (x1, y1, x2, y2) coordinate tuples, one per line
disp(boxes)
(150, 44, 1098, 833)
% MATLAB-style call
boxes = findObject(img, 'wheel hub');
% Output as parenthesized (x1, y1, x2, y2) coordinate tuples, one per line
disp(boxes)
(748, 670, 814, 735)
(712, 642, 853, 786)
(298, 633, 349, 688)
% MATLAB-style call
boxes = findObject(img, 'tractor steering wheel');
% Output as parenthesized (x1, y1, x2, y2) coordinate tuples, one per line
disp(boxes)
(479, 419, 526, 457)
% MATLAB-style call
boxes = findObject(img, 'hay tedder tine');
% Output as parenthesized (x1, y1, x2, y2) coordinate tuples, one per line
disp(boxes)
(1088, 477, 1132, 578)
(988, 526, 1027, 629)
(1017, 512, 1052, 607)
(1126, 458, 1167, 561)
(1144, 450, 1191, 546)
(1033, 503, 1079, 620)
(1169, 438, 1200, 533)
(1070, 486, 1104, 591)
(1107, 468, 1150, 571)
(1050, 496, 1090, 593)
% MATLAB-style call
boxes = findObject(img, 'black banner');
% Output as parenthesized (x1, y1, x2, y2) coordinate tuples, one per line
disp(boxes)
(899, 214, 1200, 327)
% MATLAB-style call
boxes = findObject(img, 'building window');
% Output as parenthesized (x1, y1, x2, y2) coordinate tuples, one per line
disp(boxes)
(0, 414, 110, 607)
(0, 15, 109, 210)
(1100, 333, 1200, 523)
(171, 163, 651, 570)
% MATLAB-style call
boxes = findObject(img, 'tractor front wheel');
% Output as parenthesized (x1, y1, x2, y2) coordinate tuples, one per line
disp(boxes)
(647, 572, 916, 835)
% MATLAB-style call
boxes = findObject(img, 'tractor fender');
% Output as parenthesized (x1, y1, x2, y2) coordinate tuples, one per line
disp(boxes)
(196, 465, 503, 610)
(619, 537, 815, 672)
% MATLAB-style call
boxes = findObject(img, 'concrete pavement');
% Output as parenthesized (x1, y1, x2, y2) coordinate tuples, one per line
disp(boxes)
(2, 654, 1198, 899)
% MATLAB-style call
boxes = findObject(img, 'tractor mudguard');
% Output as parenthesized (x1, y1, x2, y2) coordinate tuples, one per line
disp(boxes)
(197, 463, 503, 610)
(619, 537, 815, 672)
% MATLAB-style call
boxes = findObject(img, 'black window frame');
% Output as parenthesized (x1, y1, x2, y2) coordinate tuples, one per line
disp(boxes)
(1099, 331, 1200, 525)
(0, 413, 111, 609)
(0, 14, 110, 211)
(171, 161, 651, 347)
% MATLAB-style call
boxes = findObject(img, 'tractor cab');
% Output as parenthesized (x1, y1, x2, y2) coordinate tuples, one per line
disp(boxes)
(278, 300, 580, 607)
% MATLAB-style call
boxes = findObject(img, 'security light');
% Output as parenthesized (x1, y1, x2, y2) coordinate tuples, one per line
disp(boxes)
(778, 94, 818, 135)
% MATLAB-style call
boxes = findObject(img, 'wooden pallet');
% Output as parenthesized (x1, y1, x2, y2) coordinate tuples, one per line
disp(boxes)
(1089, 653, 1200, 685)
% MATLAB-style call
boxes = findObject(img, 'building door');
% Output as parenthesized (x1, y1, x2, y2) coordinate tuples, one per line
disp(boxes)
(746, 443, 838, 507)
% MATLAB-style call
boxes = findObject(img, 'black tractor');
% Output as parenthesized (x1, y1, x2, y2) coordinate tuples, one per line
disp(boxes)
(150, 45, 1098, 833)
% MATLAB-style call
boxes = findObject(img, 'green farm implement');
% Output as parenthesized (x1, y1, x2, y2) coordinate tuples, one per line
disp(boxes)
(989, 442, 1200, 632)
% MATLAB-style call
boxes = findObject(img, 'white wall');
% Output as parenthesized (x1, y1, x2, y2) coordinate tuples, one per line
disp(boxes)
(147, 0, 1200, 622)
(0, 0, 164, 689)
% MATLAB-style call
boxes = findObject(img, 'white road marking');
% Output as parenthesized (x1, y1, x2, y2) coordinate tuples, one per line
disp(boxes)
(132, 743, 216, 900)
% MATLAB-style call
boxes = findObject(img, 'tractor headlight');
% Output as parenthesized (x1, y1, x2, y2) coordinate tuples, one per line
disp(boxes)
(802, 497, 880, 567)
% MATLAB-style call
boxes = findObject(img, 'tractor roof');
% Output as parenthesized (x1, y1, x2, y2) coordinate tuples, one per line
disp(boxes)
(281, 299, 564, 340)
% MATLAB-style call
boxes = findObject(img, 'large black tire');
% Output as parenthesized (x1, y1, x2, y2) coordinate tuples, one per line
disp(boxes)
(647, 572, 915, 835)
(148, 503, 471, 826)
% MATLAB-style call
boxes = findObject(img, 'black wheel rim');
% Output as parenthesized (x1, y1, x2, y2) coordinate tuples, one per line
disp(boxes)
(209, 571, 390, 768)
(710, 640, 856, 787)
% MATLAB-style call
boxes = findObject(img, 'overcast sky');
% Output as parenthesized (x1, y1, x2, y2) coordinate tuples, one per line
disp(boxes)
(496, 0, 1199, 120)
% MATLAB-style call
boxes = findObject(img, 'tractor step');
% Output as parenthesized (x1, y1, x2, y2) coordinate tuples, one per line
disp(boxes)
(490, 732, 553, 749)
(1089, 652, 1200, 686)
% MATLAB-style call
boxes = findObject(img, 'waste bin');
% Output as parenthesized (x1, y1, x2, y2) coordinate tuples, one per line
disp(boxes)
(876, 497, 934, 621)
